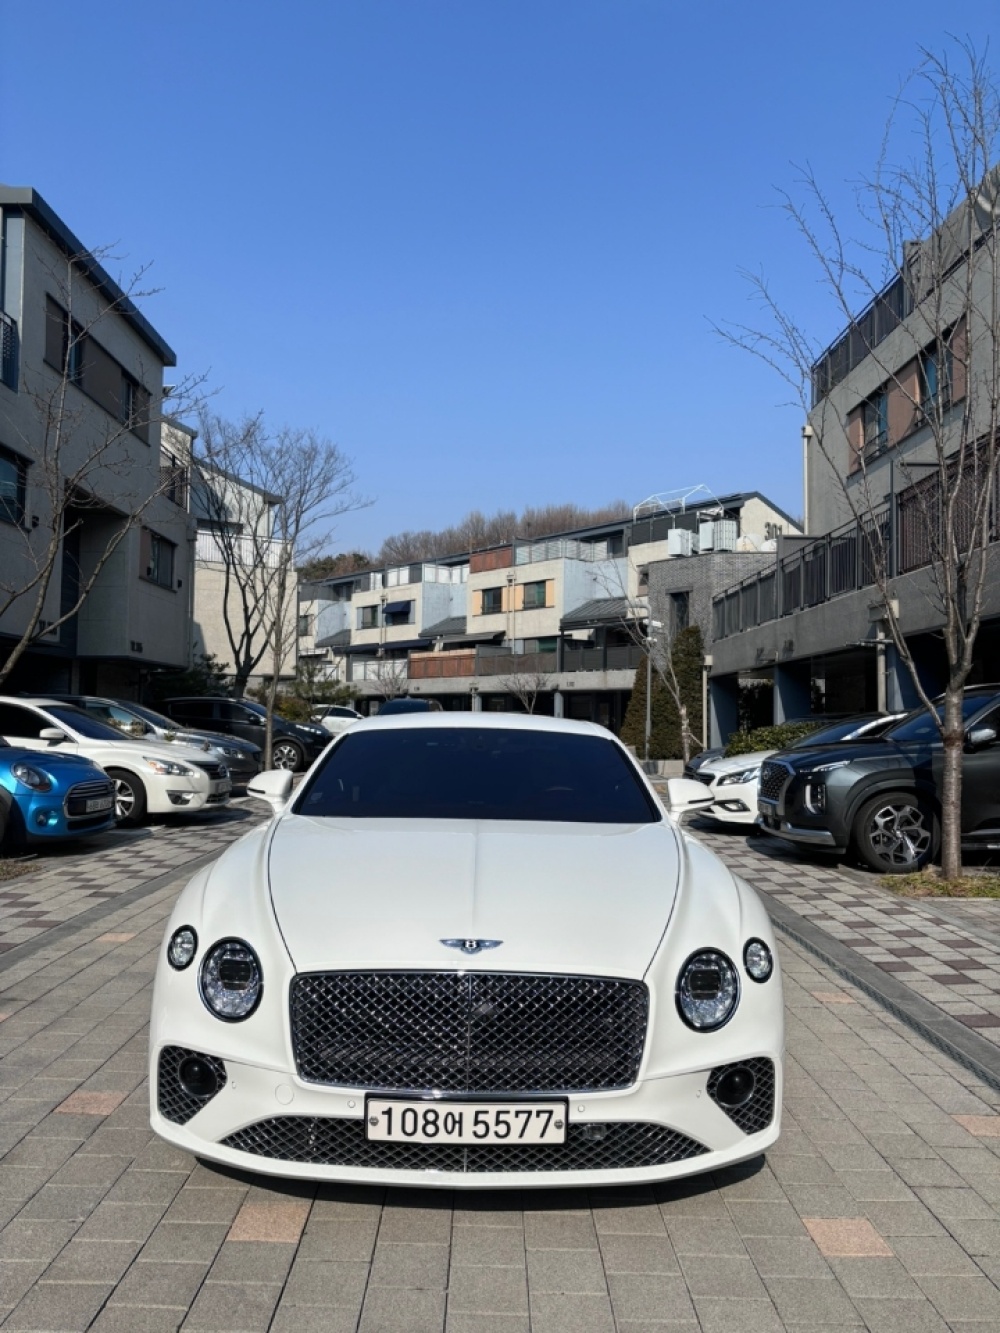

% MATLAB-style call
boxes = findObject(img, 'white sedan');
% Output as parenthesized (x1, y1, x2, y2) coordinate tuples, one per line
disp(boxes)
(150, 714, 783, 1190)
(0, 698, 231, 825)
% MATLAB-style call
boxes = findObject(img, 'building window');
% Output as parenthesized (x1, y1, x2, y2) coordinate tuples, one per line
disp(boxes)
(862, 388, 888, 454)
(44, 297, 84, 384)
(671, 591, 690, 632)
(383, 600, 413, 626)
(298, 614, 313, 637)
(637, 566, 649, 592)
(521, 580, 548, 609)
(920, 339, 953, 416)
(143, 530, 175, 588)
(358, 605, 380, 630)
(481, 587, 504, 615)
(0, 446, 27, 526)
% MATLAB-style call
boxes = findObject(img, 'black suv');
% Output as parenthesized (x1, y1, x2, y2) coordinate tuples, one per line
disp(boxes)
(163, 698, 329, 772)
(757, 686, 1000, 872)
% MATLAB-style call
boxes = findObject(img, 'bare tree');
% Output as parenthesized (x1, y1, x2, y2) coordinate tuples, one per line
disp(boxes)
(191, 412, 366, 764)
(497, 670, 548, 714)
(718, 41, 1000, 877)
(0, 246, 203, 689)
(365, 660, 408, 702)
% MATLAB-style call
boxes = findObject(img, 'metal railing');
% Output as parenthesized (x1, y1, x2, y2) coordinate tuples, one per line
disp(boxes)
(402, 641, 644, 682)
(713, 454, 1000, 640)
(1, 311, 18, 390)
(159, 453, 189, 507)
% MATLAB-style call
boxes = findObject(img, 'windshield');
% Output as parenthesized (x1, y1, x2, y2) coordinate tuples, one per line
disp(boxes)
(295, 728, 661, 823)
(240, 699, 266, 717)
(44, 705, 134, 742)
(790, 717, 883, 747)
(124, 702, 177, 729)
(884, 695, 998, 743)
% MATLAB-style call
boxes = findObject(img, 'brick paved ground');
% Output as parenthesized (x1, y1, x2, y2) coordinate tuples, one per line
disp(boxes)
(0, 801, 265, 954)
(3, 808, 1000, 1328)
(692, 820, 1000, 1049)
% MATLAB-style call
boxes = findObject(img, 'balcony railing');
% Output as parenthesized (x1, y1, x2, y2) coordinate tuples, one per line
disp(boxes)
(159, 453, 189, 507)
(1, 311, 18, 390)
(405, 642, 644, 682)
(196, 529, 288, 568)
(713, 454, 1000, 640)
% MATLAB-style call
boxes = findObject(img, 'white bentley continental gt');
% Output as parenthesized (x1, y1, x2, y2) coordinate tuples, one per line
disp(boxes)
(150, 714, 783, 1189)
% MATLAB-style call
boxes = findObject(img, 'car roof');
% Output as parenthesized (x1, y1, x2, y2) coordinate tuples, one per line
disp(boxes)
(353, 713, 614, 739)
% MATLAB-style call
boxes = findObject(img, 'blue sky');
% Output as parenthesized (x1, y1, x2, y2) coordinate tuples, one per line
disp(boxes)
(3, 2, 997, 554)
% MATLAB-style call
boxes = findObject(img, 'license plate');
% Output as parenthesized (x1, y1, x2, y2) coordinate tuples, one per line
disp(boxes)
(366, 1098, 567, 1145)
(86, 796, 114, 812)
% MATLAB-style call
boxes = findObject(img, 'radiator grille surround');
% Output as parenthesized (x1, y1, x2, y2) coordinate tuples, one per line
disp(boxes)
(759, 762, 791, 803)
(290, 970, 649, 1093)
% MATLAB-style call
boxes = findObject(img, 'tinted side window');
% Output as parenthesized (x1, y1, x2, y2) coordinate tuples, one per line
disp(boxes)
(219, 702, 259, 724)
(170, 700, 215, 723)
(0, 704, 47, 738)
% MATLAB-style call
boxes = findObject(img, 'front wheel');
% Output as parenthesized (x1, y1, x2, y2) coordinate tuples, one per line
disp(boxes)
(107, 769, 148, 826)
(271, 740, 304, 772)
(852, 790, 938, 874)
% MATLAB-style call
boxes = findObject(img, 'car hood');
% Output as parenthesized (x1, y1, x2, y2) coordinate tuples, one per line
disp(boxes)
(778, 737, 918, 772)
(702, 749, 775, 775)
(171, 728, 259, 755)
(266, 816, 681, 979)
(7, 749, 104, 774)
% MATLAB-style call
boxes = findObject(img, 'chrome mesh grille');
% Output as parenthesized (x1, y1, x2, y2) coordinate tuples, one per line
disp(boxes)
(156, 1046, 227, 1125)
(759, 762, 790, 803)
(221, 1115, 706, 1172)
(707, 1058, 776, 1135)
(290, 971, 649, 1093)
(192, 760, 227, 780)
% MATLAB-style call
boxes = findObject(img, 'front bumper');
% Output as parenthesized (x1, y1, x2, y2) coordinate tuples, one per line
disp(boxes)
(150, 1046, 783, 1189)
(757, 800, 843, 849)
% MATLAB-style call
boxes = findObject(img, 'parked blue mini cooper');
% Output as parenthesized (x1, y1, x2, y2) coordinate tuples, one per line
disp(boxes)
(0, 740, 116, 850)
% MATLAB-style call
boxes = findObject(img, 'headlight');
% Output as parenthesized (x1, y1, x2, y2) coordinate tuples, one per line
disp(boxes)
(144, 756, 196, 777)
(200, 939, 263, 1020)
(167, 926, 198, 970)
(717, 766, 760, 786)
(744, 938, 774, 982)
(804, 759, 851, 773)
(11, 763, 53, 793)
(676, 950, 739, 1031)
(219, 746, 243, 758)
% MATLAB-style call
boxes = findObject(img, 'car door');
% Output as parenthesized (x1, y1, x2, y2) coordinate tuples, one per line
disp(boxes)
(218, 701, 265, 745)
(959, 702, 1000, 841)
(0, 702, 80, 755)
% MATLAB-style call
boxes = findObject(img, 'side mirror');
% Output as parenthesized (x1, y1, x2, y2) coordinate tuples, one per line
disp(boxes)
(967, 726, 997, 751)
(40, 727, 67, 744)
(247, 768, 294, 812)
(662, 776, 715, 815)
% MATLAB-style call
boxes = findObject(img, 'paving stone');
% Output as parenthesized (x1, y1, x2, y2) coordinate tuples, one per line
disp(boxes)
(295, 1218, 380, 1262)
(358, 1286, 447, 1332)
(676, 1252, 768, 1299)
(110, 1259, 208, 1307)
(529, 1290, 617, 1333)
(183, 1279, 282, 1330)
(447, 1263, 528, 1313)
(604, 1273, 695, 1322)
(827, 1255, 924, 1297)
(227, 1198, 310, 1243)
(597, 1232, 678, 1274)
(139, 1222, 231, 1265)
(890, 1232, 982, 1274)
(43, 1239, 141, 1283)
(450, 1225, 525, 1267)
(690, 1296, 787, 1332)
(526, 1246, 606, 1292)
(762, 1275, 863, 1324)
(281, 1258, 370, 1307)
(916, 1273, 1000, 1320)
(5, 1279, 114, 1331)
(369, 1240, 449, 1289)
(742, 1235, 831, 1277)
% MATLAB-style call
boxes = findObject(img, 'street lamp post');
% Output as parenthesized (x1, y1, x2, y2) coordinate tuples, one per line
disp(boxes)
(644, 619, 663, 762)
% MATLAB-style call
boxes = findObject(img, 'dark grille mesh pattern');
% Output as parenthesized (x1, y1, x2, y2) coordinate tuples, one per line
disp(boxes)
(707, 1059, 776, 1135)
(64, 779, 114, 817)
(290, 971, 649, 1093)
(222, 1115, 707, 1172)
(192, 760, 227, 780)
(759, 763, 790, 803)
(157, 1047, 227, 1125)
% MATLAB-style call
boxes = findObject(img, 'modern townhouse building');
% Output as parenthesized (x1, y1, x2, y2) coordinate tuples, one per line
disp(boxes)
(708, 167, 1000, 745)
(301, 491, 797, 730)
(0, 186, 193, 696)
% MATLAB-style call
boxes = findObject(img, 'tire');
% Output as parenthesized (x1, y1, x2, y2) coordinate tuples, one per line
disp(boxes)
(852, 790, 939, 874)
(271, 740, 304, 772)
(107, 768, 148, 827)
(0, 797, 26, 854)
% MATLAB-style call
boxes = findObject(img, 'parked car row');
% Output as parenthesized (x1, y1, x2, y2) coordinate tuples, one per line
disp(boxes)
(689, 688, 1000, 873)
(0, 692, 346, 854)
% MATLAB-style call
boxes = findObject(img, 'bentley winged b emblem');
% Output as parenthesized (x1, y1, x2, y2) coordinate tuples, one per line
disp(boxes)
(440, 938, 503, 955)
